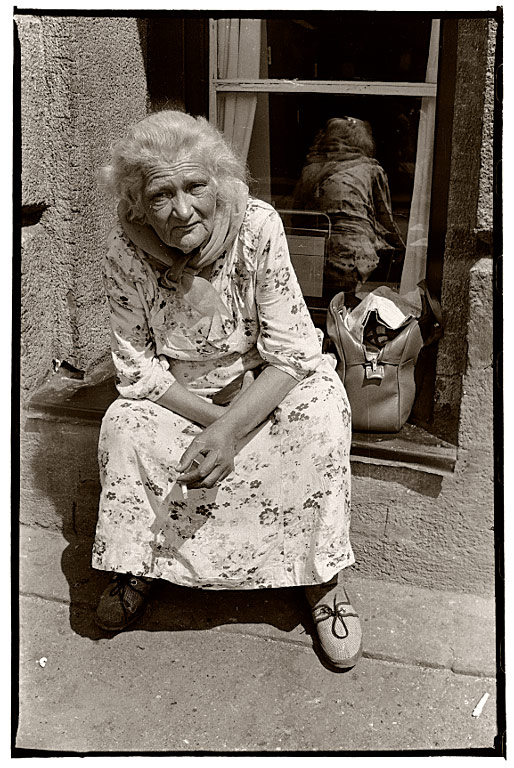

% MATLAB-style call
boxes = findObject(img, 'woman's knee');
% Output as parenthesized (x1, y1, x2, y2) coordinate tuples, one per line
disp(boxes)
(275, 368, 351, 439)
(285, 367, 346, 408)
(100, 397, 156, 444)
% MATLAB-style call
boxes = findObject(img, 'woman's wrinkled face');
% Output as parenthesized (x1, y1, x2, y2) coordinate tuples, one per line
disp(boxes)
(142, 160, 217, 253)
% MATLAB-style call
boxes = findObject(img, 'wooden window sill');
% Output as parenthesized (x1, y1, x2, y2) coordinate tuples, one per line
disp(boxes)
(350, 423, 456, 476)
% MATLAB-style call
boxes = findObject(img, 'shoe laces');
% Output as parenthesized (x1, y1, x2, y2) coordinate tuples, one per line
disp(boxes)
(313, 594, 359, 639)
(109, 574, 152, 613)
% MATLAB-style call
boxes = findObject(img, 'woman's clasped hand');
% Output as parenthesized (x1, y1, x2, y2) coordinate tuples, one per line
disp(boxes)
(177, 370, 255, 488)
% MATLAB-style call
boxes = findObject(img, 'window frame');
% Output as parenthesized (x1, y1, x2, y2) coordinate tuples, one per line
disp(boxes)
(209, 18, 441, 297)
(208, 21, 438, 118)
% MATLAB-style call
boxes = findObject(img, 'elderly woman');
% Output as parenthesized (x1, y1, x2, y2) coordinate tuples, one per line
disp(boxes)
(293, 116, 405, 294)
(93, 110, 361, 670)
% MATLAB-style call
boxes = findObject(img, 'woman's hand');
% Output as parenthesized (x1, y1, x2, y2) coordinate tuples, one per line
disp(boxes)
(176, 371, 255, 488)
(176, 421, 239, 489)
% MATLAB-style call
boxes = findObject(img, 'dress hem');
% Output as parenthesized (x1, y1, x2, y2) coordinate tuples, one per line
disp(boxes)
(91, 556, 356, 590)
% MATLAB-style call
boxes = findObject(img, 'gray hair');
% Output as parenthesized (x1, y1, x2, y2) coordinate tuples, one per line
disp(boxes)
(98, 110, 248, 221)
(309, 117, 375, 159)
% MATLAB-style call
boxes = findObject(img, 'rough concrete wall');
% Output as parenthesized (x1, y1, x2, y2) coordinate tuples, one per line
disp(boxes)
(476, 18, 497, 238)
(433, 18, 496, 443)
(18, 15, 148, 400)
(19, 16, 75, 396)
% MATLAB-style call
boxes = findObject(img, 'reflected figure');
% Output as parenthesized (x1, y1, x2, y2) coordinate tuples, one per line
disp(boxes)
(293, 117, 405, 296)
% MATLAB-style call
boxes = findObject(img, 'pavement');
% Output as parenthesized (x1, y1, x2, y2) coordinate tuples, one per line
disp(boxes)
(15, 524, 501, 755)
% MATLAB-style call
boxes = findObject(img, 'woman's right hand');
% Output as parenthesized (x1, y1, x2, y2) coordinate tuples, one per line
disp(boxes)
(176, 372, 255, 488)
(176, 420, 239, 489)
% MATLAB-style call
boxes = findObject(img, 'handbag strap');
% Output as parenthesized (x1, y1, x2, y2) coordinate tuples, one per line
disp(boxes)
(417, 280, 443, 346)
(418, 279, 443, 325)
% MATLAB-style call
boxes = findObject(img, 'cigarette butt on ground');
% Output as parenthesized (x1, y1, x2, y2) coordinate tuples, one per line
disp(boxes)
(181, 484, 188, 499)
(472, 692, 490, 718)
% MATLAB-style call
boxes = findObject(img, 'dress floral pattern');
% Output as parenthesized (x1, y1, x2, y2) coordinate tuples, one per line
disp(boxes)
(92, 198, 354, 589)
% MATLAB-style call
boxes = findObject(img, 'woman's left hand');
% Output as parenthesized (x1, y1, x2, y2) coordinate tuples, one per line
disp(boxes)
(176, 422, 239, 489)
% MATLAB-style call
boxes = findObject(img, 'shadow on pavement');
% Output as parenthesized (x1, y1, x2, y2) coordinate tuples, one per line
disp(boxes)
(61, 535, 312, 643)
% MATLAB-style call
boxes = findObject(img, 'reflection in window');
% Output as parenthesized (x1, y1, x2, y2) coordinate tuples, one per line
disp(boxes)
(217, 90, 420, 298)
(292, 116, 405, 299)
(213, 16, 439, 311)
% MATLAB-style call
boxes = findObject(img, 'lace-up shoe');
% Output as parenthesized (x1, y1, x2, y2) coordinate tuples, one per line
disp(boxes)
(95, 573, 153, 631)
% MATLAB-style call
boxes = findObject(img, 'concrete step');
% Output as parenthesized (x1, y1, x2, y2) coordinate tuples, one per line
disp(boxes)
(19, 525, 497, 678)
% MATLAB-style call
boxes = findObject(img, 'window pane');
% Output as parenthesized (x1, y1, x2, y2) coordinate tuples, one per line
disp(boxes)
(218, 92, 422, 309)
(265, 16, 433, 82)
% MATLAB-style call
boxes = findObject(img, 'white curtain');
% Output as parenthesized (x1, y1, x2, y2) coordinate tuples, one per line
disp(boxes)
(217, 19, 261, 163)
(400, 20, 441, 295)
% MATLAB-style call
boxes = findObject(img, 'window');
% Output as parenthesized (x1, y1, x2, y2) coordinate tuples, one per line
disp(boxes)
(209, 16, 441, 325)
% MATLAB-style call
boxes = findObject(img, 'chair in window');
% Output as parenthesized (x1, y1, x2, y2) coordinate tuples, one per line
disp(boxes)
(277, 209, 331, 325)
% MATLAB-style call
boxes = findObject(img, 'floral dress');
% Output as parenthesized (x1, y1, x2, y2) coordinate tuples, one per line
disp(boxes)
(92, 198, 354, 589)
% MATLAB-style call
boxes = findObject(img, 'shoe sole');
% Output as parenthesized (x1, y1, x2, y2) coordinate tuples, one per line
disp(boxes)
(315, 638, 363, 670)
(94, 609, 146, 632)
(326, 646, 363, 669)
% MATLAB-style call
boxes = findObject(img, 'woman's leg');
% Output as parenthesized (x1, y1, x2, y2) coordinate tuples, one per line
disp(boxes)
(92, 397, 196, 629)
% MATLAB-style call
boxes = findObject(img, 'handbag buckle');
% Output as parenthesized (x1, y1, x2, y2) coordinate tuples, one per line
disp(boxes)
(365, 355, 385, 380)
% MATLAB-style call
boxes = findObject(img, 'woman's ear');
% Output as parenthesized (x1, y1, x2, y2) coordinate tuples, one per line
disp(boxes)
(118, 198, 147, 223)
(117, 200, 183, 267)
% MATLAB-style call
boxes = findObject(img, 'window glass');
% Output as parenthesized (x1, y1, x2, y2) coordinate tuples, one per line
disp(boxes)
(214, 16, 437, 320)
(265, 16, 433, 82)
(217, 92, 421, 308)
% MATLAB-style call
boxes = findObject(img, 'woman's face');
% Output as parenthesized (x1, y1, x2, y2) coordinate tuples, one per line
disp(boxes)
(142, 160, 217, 253)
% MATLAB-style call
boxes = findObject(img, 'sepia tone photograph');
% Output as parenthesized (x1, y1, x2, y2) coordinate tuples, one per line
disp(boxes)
(14, 4, 503, 757)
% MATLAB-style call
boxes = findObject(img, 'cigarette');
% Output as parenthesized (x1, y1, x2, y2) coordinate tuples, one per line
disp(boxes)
(178, 458, 200, 500)
(472, 692, 490, 718)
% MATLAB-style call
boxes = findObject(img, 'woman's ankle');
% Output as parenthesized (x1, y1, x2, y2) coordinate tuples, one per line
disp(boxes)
(305, 573, 340, 604)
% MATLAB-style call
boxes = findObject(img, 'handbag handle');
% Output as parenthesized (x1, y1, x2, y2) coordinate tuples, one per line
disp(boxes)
(417, 280, 443, 346)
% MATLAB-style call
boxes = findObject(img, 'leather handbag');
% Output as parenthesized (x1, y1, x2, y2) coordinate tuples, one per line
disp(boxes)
(326, 284, 442, 433)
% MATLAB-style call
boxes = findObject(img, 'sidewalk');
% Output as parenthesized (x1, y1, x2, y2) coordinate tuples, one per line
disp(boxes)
(16, 525, 499, 754)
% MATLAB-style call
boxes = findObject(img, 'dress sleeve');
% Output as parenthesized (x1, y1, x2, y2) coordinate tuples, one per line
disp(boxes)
(254, 209, 322, 381)
(103, 226, 176, 400)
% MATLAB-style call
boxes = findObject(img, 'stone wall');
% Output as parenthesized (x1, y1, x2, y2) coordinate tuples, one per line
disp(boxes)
(433, 18, 497, 444)
(18, 15, 148, 399)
